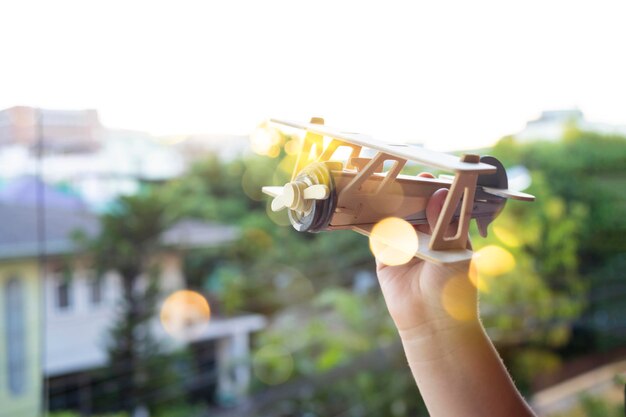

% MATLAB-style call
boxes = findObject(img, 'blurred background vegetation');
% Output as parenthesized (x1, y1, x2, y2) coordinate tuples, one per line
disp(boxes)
(54, 126, 625, 416)
(174, 126, 623, 414)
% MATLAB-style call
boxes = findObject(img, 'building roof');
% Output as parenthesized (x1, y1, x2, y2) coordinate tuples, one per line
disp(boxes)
(0, 204, 239, 260)
(0, 204, 97, 259)
(0, 176, 86, 210)
(161, 219, 239, 247)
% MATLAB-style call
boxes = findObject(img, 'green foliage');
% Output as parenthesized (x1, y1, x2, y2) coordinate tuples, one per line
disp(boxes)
(254, 366, 429, 417)
(494, 128, 626, 259)
(161, 154, 262, 225)
(77, 126, 624, 415)
(153, 402, 208, 417)
(491, 129, 626, 355)
(251, 288, 428, 416)
(254, 287, 396, 377)
(49, 412, 128, 417)
(509, 348, 561, 390)
(49, 404, 210, 417)
(154, 127, 626, 413)
(476, 172, 587, 349)
(209, 264, 246, 314)
(88, 191, 186, 414)
(578, 395, 624, 417)
(548, 392, 624, 417)
(94, 191, 172, 278)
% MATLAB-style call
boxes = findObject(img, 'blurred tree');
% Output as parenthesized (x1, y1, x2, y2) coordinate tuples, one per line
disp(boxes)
(250, 288, 428, 417)
(88, 191, 183, 414)
(493, 128, 626, 262)
(488, 129, 626, 383)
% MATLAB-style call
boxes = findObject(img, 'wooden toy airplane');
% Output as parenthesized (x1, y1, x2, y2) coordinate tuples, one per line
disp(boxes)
(262, 117, 535, 264)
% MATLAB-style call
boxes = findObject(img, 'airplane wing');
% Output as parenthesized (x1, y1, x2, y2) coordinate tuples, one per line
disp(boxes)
(271, 119, 496, 174)
(351, 224, 473, 264)
(481, 186, 535, 202)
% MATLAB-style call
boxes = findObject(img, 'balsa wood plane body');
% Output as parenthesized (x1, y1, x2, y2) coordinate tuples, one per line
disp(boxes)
(262, 118, 535, 264)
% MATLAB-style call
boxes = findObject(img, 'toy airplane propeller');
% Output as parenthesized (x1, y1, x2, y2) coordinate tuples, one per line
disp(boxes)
(262, 117, 535, 264)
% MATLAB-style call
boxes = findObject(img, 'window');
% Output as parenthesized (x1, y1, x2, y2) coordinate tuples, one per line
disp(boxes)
(55, 273, 72, 310)
(88, 273, 104, 305)
(4, 277, 27, 395)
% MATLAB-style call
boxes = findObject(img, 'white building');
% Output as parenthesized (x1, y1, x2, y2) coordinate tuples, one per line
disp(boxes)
(0, 106, 255, 211)
(0, 128, 186, 210)
(515, 109, 626, 142)
(0, 106, 101, 152)
(0, 203, 265, 415)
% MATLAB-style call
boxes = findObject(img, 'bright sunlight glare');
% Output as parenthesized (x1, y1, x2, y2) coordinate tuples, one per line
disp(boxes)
(3, 0, 626, 150)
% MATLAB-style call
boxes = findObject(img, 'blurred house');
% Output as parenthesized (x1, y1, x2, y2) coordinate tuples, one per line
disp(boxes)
(0, 176, 87, 211)
(0, 106, 255, 211)
(515, 109, 626, 142)
(0, 201, 265, 416)
(0, 106, 187, 210)
(0, 226, 42, 417)
(0, 106, 102, 153)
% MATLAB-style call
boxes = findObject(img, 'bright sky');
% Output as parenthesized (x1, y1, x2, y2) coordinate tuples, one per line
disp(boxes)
(2, 0, 625, 150)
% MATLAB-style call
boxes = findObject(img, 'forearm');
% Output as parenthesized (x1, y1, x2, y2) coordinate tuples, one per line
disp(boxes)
(399, 320, 536, 417)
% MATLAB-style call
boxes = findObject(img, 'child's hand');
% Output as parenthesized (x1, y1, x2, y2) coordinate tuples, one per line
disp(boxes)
(375, 175, 537, 417)
(375, 183, 478, 337)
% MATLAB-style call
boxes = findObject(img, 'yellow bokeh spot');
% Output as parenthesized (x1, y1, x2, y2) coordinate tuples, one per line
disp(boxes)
(493, 226, 521, 248)
(369, 217, 418, 266)
(160, 290, 211, 340)
(284, 139, 301, 156)
(252, 345, 294, 385)
(250, 124, 281, 156)
(441, 275, 477, 321)
(266, 145, 281, 158)
(468, 263, 490, 293)
(471, 245, 516, 277)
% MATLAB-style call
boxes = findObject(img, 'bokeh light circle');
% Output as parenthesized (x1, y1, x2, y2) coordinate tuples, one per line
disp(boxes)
(252, 345, 294, 385)
(441, 274, 477, 321)
(369, 217, 418, 266)
(471, 245, 516, 276)
(249, 124, 281, 157)
(160, 290, 211, 340)
(467, 259, 490, 293)
(284, 138, 301, 156)
(468, 245, 516, 292)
